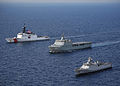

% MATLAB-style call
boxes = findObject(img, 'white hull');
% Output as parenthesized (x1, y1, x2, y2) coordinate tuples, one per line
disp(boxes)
(6, 37, 49, 43)
(49, 42, 91, 53)
(75, 63, 112, 75)
(6, 24, 50, 43)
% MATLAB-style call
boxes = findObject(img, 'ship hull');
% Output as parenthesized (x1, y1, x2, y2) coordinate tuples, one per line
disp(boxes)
(49, 42, 91, 53)
(6, 37, 49, 43)
(75, 63, 112, 76)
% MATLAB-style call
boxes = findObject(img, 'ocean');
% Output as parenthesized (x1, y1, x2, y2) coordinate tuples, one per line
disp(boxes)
(0, 3, 120, 86)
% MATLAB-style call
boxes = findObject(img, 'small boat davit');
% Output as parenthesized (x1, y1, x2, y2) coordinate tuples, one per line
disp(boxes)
(75, 57, 112, 76)
(48, 34, 91, 53)
(5, 24, 50, 43)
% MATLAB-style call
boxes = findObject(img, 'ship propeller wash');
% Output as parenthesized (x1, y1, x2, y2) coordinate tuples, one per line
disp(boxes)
(6, 24, 50, 43)
(75, 57, 112, 76)
(48, 34, 91, 53)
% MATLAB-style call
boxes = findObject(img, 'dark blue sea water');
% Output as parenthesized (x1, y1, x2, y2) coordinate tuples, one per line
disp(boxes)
(0, 3, 120, 86)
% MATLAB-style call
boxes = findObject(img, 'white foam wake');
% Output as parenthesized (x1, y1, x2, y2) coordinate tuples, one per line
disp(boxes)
(92, 41, 120, 48)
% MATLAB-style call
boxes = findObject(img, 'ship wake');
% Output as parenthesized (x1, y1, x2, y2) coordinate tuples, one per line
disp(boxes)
(92, 41, 120, 48)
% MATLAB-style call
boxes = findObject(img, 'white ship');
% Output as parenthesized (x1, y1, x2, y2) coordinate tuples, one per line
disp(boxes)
(48, 34, 91, 53)
(75, 57, 112, 76)
(6, 24, 50, 43)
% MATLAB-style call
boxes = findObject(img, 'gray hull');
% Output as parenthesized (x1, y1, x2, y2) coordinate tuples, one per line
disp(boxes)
(75, 64, 112, 76)
(49, 42, 91, 53)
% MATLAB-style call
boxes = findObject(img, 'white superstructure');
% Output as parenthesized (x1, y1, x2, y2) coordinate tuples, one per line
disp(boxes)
(6, 24, 50, 43)
(48, 34, 91, 53)
(75, 57, 112, 75)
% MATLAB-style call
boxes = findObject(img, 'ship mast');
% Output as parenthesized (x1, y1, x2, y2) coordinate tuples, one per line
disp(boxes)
(61, 33, 64, 40)
(22, 23, 26, 33)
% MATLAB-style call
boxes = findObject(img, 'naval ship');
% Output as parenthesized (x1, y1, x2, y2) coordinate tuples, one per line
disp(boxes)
(6, 24, 50, 43)
(75, 57, 112, 76)
(48, 34, 91, 53)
